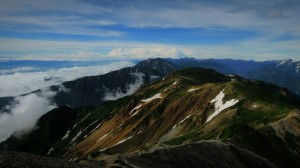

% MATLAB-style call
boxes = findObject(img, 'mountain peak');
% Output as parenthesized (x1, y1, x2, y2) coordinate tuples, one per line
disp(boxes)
(133, 58, 177, 76)
(277, 59, 300, 66)
(174, 67, 230, 85)
(135, 58, 176, 68)
(276, 59, 300, 74)
(277, 59, 294, 66)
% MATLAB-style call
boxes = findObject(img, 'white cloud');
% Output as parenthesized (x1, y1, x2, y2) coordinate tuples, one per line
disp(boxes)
(0, 0, 299, 62)
(0, 38, 195, 60)
(0, 0, 299, 49)
(1, 0, 299, 34)
(1, 37, 300, 61)
(0, 0, 123, 37)
(0, 61, 134, 97)
(0, 88, 57, 141)
(0, 67, 38, 75)
(0, 61, 135, 141)
(104, 73, 144, 101)
(107, 47, 190, 59)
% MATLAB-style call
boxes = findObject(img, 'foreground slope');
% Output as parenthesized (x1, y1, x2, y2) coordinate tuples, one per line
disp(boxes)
(2, 67, 300, 167)
(0, 151, 91, 168)
(125, 140, 278, 168)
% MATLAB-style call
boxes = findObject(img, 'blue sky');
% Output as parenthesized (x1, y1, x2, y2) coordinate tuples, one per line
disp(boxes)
(0, 0, 300, 61)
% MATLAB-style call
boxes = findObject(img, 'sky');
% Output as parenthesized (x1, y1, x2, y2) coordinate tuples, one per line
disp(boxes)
(0, 0, 300, 61)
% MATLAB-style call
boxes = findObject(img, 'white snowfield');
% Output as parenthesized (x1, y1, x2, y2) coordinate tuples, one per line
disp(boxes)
(297, 64, 300, 73)
(47, 147, 54, 155)
(179, 115, 192, 125)
(187, 87, 200, 92)
(71, 131, 82, 143)
(130, 104, 142, 114)
(172, 81, 177, 85)
(111, 135, 134, 147)
(89, 122, 101, 135)
(99, 148, 108, 152)
(173, 115, 192, 129)
(141, 93, 162, 103)
(206, 89, 239, 123)
(97, 129, 113, 142)
(131, 110, 140, 116)
(62, 130, 70, 140)
(128, 93, 162, 115)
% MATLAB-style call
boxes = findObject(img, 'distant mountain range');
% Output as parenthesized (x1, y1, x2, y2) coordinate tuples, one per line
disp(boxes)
(168, 58, 300, 95)
(244, 59, 300, 95)
(1, 58, 300, 114)
(1, 60, 300, 167)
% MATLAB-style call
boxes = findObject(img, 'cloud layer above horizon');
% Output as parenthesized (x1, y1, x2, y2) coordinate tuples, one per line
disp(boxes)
(0, 0, 300, 61)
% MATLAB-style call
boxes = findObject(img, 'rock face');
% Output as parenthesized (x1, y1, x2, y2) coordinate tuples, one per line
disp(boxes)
(0, 151, 91, 168)
(125, 140, 278, 168)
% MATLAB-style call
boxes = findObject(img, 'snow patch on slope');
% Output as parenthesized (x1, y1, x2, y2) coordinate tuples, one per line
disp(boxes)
(71, 131, 82, 143)
(141, 93, 162, 103)
(111, 135, 134, 147)
(47, 147, 54, 155)
(130, 104, 142, 115)
(173, 115, 192, 129)
(62, 130, 71, 140)
(206, 89, 239, 123)
(187, 87, 200, 92)
(296, 64, 300, 73)
(179, 115, 192, 125)
(97, 129, 113, 142)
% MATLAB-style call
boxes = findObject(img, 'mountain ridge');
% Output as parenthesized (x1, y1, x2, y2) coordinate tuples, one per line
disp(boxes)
(2, 66, 299, 167)
(2, 57, 300, 115)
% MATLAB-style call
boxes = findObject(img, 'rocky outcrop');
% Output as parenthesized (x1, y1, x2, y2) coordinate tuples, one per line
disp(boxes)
(126, 141, 278, 168)
(0, 151, 92, 168)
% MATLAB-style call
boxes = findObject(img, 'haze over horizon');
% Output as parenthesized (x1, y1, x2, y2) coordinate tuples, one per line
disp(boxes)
(0, 0, 300, 61)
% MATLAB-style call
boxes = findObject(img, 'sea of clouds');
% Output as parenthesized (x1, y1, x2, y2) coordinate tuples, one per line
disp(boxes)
(0, 61, 135, 141)
(103, 72, 145, 101)
(0, 61, 134, 97)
